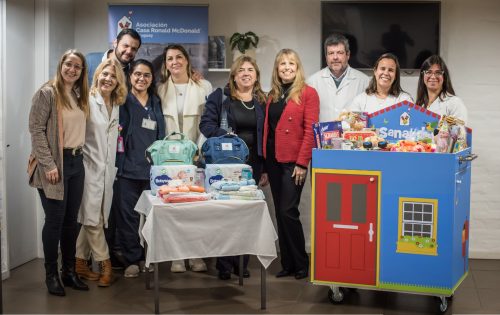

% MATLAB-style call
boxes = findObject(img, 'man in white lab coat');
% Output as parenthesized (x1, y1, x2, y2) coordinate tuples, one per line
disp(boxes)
(307, 33, 370, 122)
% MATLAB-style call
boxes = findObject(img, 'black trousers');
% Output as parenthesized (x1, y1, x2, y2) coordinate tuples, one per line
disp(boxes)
(265, 155, 308, 273)
(114, 176, 149, 266)
(38, 153, 84, 272)
(216, 156, 262, 273)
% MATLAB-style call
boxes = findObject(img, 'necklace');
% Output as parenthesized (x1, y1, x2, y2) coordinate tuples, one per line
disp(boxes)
(239, 100, 255, 110)
(173, 83, 187, 96)
(281, 86, 292, 99)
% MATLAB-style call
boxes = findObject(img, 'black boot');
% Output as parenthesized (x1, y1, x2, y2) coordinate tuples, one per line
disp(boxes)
(44, 263, 65, 296)
(61, 266, 89, 291)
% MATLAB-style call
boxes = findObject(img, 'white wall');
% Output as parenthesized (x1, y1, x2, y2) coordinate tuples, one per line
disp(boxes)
(48, 0, 75, 78)
(441, 0, 500, 258)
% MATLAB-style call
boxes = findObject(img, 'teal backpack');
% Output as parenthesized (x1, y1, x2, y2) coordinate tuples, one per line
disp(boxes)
(146, 132, 197, 165)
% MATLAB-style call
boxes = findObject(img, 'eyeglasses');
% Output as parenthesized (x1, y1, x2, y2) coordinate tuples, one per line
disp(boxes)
(132, 71, 152, 79)
(63, 61, 83, 71)
(422, 70, 444, 77)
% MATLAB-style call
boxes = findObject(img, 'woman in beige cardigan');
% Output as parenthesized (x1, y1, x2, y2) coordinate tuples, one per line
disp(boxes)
(28, 49, 90, 296)
(157, 44, 212, 273)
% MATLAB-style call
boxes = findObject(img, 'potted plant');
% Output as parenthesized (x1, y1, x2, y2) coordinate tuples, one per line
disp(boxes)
(229, 31, 259, 60)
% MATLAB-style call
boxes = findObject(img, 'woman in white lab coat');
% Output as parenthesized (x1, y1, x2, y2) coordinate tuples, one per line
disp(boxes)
(415, 55, 467, 123)
(75, 58, 127, 287)
(348, 53, 413, 114)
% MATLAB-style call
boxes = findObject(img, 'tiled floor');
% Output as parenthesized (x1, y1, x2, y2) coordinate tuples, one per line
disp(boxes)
(2, 258, 500, 314)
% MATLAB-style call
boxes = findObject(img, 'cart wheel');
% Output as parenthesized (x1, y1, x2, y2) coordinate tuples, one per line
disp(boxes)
(328, 287, 344, 304)
(439, 296, 448, 313)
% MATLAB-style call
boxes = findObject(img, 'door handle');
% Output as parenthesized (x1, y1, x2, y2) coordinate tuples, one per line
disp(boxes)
(333, 224, 358, 230)
(368, 223, 374, 242)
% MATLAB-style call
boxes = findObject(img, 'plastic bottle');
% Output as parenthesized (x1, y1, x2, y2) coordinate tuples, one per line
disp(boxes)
(220, 109, 232, 133)
(194, 168, 206, 188)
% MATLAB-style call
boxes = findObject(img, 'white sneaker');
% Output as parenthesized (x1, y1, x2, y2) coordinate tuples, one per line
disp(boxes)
(139, 260, 154, 273)
(124, 264, 140, 278)
(189, 258, 207, 272)
(170, 260, 186, 273)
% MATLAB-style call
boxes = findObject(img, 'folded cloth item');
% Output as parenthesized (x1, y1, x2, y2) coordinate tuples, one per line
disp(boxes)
(211, 179, 257, 191)
(219, 190, 263, 197)
(214, 189, 265, 200)
(239, 185, 258, 191)
(220, 184, 241, 191)
(162, 192, 211, 203)
(239, 179, 256, 186)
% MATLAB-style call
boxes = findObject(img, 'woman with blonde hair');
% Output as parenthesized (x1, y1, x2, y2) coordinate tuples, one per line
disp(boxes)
(263, 48, 319, 280)
(74, 58, 127, 287)
(200, 55, 267, 280)
(29, 49, 90, 296)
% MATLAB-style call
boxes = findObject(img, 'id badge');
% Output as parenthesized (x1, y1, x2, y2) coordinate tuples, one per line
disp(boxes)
(142, 118, 157, 130)
(117, 136, 125, 153)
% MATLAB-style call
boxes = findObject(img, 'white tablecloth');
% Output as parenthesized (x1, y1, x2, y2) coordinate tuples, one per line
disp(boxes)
(135, 191, 278, 268)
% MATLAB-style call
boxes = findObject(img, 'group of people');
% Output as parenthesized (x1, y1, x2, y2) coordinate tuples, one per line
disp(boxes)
(28, 29, 467, 297)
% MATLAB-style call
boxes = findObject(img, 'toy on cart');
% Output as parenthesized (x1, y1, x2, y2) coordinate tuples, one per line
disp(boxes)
(311, 101, 476, 313)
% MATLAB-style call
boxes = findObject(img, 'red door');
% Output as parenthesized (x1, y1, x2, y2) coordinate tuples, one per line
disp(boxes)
(313, 171, 379, 285)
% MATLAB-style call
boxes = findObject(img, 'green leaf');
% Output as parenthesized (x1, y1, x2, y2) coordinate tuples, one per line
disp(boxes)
(230, 31, 259, 53)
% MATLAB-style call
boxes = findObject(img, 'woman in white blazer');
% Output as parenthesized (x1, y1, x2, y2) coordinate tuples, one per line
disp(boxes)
(75, 59, 127, 287)
(157, 44, 212, 145)
(157, 44, 212, 273)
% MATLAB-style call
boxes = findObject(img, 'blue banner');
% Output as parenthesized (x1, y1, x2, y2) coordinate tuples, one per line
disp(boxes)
(108, 5, 208, 73)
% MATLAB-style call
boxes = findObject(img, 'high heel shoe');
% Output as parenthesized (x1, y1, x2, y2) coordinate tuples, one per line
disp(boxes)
(61, 268, 89, 291)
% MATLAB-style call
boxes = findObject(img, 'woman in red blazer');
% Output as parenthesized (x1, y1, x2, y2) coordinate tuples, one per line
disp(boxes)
(262, 48, 319, 279)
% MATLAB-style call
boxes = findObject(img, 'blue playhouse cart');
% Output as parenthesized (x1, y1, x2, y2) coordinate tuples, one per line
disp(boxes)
(310, 102, 476, 312)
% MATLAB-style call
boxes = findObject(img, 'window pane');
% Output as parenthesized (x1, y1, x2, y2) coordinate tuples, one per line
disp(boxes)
(404, 212, 412, 220)
(414, 203, 423, 213)
(414, 213, 423, 221)
(326, 183, 341, 221)
(404, 203, 413, 212)
(423, 213, 432, 222)
(423, 204, 433, 213)
(404, 223, 412, 231)
(352, 184, 367, 223)
(422, 225, 431, 233)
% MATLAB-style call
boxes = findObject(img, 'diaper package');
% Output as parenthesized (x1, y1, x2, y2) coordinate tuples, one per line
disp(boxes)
(150, 165, 196, 195)
(204, 164, 253, 192)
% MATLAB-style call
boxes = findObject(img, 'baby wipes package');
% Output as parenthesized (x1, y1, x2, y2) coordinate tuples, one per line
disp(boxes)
(150, 165, 196, 195)
(204, 164, 253, 191)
